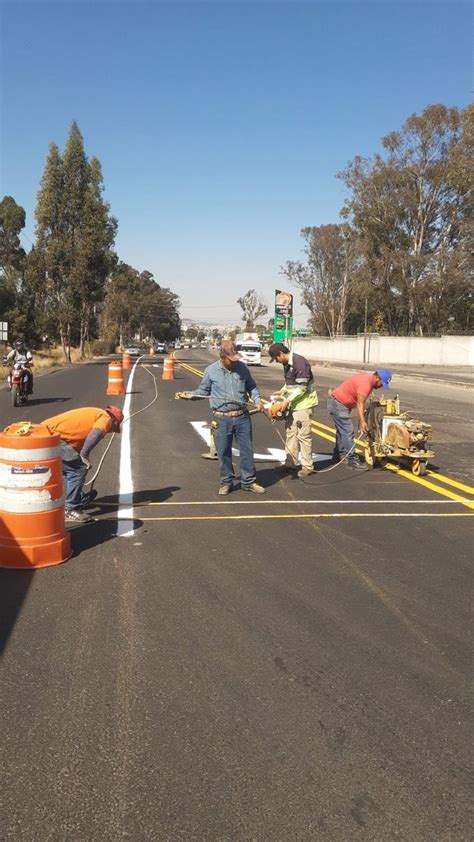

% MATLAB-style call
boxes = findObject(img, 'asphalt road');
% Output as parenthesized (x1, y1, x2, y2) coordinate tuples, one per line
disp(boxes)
(1, 352, 472, 840)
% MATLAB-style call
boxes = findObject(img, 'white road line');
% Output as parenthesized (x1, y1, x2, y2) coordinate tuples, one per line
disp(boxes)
(117, 356, 143, 537)
(190, 420, 325, 463)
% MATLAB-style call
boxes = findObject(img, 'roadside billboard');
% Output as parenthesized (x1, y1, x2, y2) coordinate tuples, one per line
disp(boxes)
(272, 290, 293, 343)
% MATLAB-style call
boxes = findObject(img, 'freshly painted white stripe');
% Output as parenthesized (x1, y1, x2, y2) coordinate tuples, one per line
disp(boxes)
(0, 445, 60, 462)
(117, 356, 143, 536)
(190, 421, 325, 463)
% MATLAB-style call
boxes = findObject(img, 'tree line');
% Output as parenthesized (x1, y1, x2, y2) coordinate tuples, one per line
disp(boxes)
(0, 121, 181, 361)
(282, 104, 473, 337)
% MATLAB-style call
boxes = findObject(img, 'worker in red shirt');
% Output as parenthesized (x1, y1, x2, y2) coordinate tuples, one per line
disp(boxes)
(327, 369, 392, 470)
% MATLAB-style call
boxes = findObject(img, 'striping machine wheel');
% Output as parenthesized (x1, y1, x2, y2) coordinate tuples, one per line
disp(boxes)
(412, 459, 427, 477)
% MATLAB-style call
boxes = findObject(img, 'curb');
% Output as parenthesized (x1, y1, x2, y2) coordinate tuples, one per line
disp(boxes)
(309, 362, 473, 390)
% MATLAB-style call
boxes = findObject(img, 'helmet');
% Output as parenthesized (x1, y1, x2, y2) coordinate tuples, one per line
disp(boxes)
(15, 338, 25, 349)
(106, 405, 124, 428)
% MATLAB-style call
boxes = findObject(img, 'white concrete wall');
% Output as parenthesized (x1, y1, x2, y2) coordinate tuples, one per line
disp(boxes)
(292, 335, 474, 366)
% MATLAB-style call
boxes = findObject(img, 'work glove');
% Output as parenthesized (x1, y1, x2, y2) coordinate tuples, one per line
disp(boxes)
(80, 454, 92, 471)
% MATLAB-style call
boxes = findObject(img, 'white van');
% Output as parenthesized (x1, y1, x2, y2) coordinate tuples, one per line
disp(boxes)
(235, 340, 262, 365)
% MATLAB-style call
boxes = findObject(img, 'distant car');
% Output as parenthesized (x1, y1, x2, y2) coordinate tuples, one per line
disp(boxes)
(183, 343, 191, 349)
(125, 346, 141, 356)
(155, 342, 167, 354)
(200, 342, 207, 348)
(174, 342, 182, 350)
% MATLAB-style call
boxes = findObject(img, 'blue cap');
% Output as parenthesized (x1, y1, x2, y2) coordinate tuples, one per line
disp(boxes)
(376, 368, 392, 389)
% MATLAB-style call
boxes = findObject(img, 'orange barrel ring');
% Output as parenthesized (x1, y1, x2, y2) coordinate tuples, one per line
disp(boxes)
(162, 357, 175, 381)
(0, 423, 71, 569)
(106, 360, 125, 395)
(122, 352, 132, 370)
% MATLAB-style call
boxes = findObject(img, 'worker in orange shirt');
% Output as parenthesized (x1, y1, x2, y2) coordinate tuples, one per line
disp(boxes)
(42, 405, 124, 522)
(327, 369, 392, 470)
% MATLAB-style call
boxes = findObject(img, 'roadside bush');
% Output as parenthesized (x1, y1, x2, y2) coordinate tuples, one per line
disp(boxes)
(90, 339, 115, 356)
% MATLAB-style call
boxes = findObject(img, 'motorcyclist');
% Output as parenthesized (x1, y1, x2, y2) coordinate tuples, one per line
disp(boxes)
(4, 338, 34, 394)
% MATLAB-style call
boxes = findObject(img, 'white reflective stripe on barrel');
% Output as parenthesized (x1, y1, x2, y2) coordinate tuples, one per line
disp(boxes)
(0, 445, 60, 462)
(0, 489, 65, 513)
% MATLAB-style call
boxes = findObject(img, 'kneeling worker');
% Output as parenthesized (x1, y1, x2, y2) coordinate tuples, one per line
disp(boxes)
(327, 369, 392, 469)
(268, 343, 319, 477)
(176, 340, 265, 495)
(43, 405, 124, 522)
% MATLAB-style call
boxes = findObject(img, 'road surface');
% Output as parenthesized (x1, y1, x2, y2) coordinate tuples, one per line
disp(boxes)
(1, 351, 472, 840)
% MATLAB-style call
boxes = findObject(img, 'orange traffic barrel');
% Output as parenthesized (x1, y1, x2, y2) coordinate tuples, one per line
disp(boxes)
(106, 361, 125, 395)
(162, 357, 175, 380)
(0, 422, 71, 569)
(123, 352, 132, 370)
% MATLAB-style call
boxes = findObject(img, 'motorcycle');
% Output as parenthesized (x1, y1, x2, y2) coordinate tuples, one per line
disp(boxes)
(4, 360, 32, 407)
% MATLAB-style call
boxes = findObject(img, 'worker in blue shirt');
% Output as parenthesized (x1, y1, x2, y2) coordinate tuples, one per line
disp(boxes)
(176, 340, 265, 495)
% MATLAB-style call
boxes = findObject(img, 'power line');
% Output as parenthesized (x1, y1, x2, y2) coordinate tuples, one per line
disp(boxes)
(180, 304, 238, 309)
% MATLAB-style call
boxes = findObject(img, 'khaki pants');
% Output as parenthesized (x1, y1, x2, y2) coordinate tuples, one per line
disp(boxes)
(285, 408, 313, 470)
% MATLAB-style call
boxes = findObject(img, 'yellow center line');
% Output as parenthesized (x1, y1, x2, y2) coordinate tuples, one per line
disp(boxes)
(382, 463, 474, 509)
(425, 471, 474, 496)
(175, 355, 473, 504)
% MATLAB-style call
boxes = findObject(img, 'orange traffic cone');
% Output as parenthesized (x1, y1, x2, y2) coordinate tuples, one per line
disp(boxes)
(162, 357, 175, 380)
(123, 352, 132, 370)
(107, 361, 125, 395)
(0, 423, 71, 568)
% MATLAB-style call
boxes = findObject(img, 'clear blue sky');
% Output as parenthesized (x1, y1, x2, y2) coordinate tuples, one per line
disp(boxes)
(1, 0, 471, 326)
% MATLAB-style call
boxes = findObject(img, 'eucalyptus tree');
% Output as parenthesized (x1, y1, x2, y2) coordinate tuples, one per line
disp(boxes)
(339, 104, 470, 335)
(34, 121, 117, 360)
(282, 223, 360, 336)
(237, 289, 268, 331)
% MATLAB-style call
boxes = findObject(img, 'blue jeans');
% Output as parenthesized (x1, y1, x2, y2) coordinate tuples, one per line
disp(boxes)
(60, 442, 88, 511)
(327, 397, 358, 464)
(212, 412, 256, 487)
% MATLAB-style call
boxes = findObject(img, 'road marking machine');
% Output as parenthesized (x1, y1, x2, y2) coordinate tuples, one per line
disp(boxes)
(364, 395, 434, 476)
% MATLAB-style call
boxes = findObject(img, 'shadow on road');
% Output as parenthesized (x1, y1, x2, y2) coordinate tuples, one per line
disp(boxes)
(91, 485, 181, 509)
(29, 397, 71, 406)
(67, 518, 135, 556)
(0, 569, 35, 657)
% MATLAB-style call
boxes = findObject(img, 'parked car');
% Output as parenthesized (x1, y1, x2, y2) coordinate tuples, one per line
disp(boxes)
(125, 346, 141, 356)
(200, 341, 207, 348)
(174, 341, 182, 350)
(155, 341, 167, 354)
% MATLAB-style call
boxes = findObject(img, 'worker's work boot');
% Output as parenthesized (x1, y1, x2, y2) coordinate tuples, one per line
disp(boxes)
(218, 484, 232, 495)
(243, 482, 265, 494)
(347, 461, 368, 471)
(297, 467, 314, 478)
(65, 509, 93, 523)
